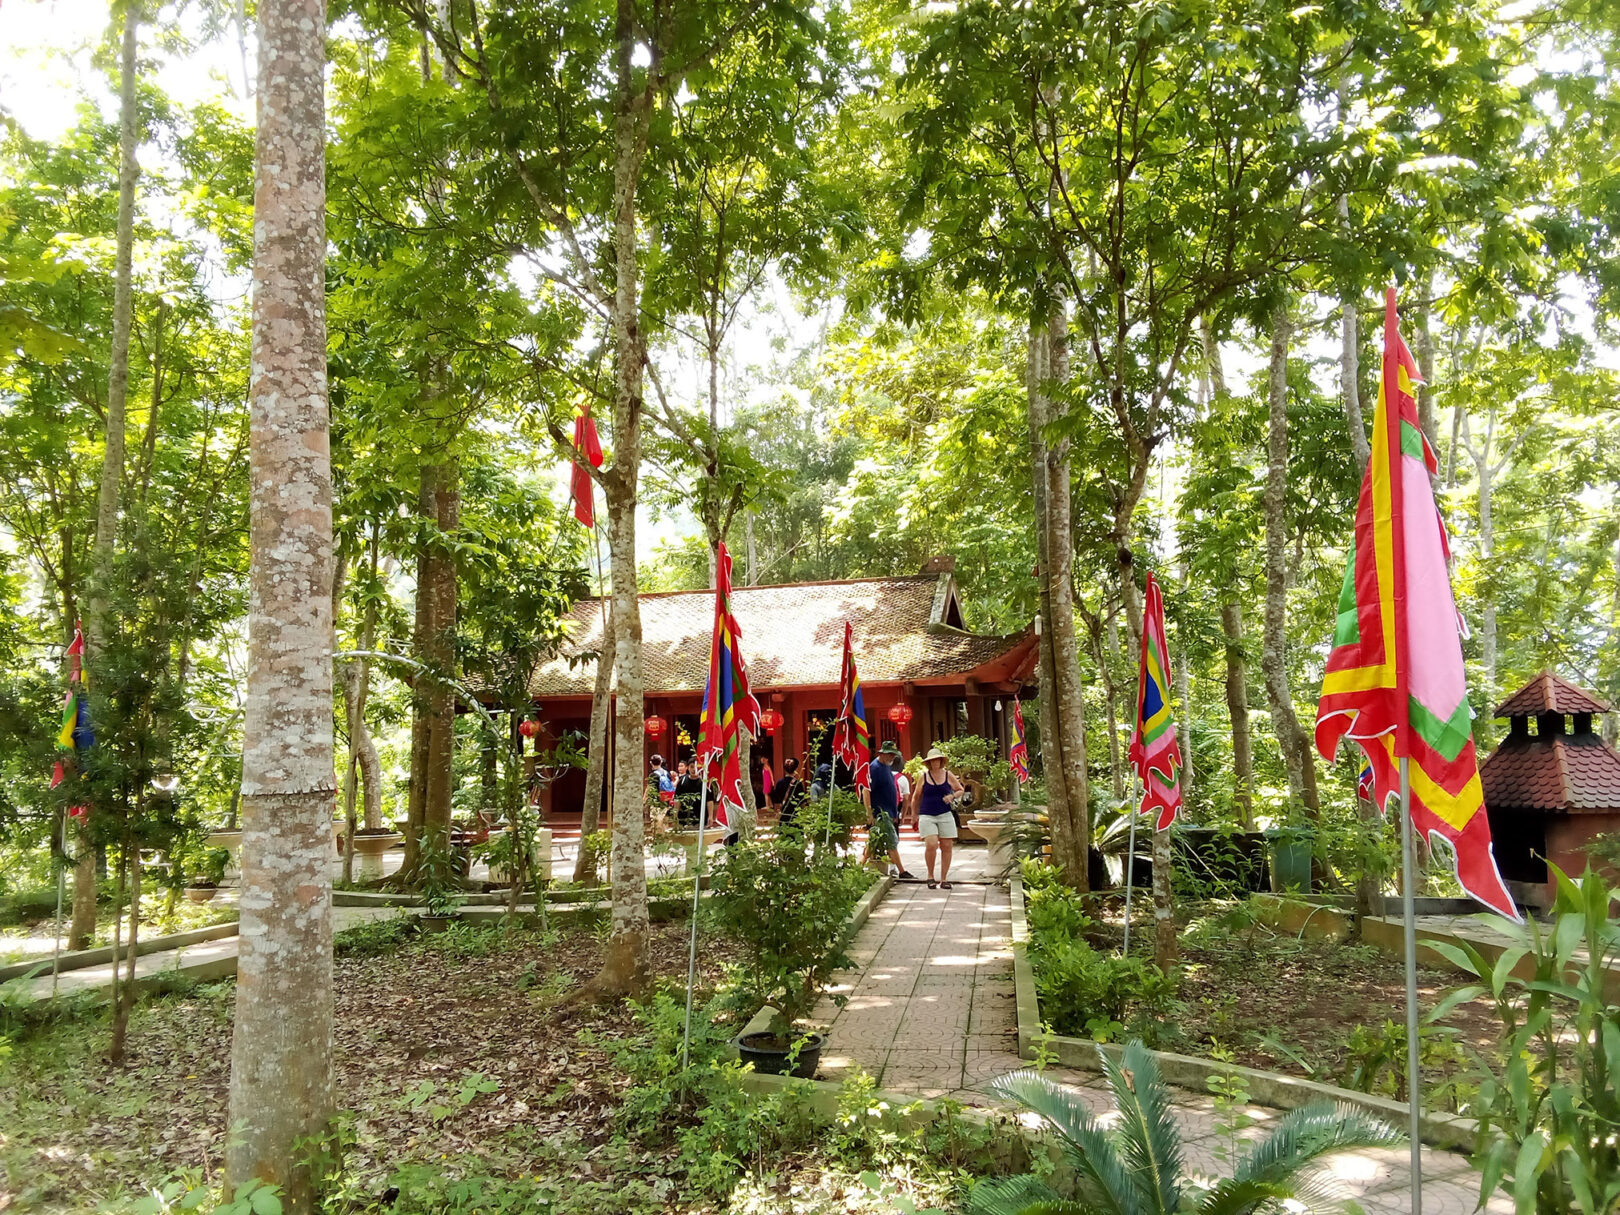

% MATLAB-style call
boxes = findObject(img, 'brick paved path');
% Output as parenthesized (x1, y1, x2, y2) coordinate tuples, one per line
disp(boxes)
(813, 879, 1507, 1215)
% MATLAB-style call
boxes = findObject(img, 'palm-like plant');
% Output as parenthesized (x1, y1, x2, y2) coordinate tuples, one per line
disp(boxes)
(969, 1041, 1404, 1215)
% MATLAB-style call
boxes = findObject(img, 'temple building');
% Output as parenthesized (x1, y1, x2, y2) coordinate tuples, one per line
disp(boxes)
(1480, 671, 1620, 908)
(523, 556, 1038, 822)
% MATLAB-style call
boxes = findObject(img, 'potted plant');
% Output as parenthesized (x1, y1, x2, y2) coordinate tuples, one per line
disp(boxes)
(706, 829, 870, 1078)
(415, 844, 465, 931)
(185, 847, 231, 902)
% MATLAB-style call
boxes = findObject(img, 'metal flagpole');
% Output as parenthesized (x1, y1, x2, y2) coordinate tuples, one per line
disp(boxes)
(50, 814, 67, 998)
(823, 761, 837, 853)
(680, 778, 712, 1071)
(1122, 773, 1140, 956)
(1399, 756, 1423, 1212)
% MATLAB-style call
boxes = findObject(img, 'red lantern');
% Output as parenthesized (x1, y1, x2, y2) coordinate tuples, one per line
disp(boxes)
(759, 708, 784, 736)
(518, 719, 541, 739)
(644, 715, 667, 738)
(887, 702, 914, 727)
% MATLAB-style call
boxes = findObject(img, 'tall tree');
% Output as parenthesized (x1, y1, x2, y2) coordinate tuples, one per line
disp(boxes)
(73, 1, 143, 953)
(1259, 303, 1321, 819)
(225, 0, 334, 1202)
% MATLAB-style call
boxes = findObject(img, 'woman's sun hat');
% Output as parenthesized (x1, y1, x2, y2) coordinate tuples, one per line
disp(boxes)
(923, 747, 948, 765)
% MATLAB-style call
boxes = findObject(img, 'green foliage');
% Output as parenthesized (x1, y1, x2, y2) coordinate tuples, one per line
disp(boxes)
(413, 844, 466, 918)
(1022, 867, 1179, 1047)
(1336, 1020, 1476, 1115)
(705, 829, 872, 1028)
(331, 913, 417, 959)
(968, 1042, 1403, 1215)
(1434, 865, 1620, 1212)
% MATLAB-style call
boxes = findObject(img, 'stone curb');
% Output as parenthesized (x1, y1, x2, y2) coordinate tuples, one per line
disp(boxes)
(1253, 894, 1620, 1001)
(0, 919, 240, 983)
(1009, 878, 1480, 1153)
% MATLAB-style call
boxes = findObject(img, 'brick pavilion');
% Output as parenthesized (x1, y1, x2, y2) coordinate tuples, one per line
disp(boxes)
(523, 557, 1038, 822)
(1480, 671, 1620, 907)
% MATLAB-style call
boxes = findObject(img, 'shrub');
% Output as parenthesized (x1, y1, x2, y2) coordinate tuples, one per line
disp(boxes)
(333, 914, 417, 957)
(704, 830, 871, 1031)
(1437, 864, 1620, 1210)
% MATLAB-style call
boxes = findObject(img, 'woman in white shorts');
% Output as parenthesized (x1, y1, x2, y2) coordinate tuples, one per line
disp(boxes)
(910, 747, 964, 889)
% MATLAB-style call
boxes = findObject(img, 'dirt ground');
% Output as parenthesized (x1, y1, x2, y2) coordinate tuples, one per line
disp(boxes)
(1101, 902, 1505, 1106)
(0, 918, 747, 1212)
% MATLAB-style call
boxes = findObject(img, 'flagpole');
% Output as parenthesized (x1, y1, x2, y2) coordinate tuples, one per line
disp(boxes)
(823, 761, 837, 853)
(681, 777, 712, 1071)
(1121, 778, 1139, 956)
(1399, 755, 1423, 1211)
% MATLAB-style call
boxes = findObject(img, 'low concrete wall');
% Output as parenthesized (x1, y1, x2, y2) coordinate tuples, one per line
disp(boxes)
(1009, 878, 1480, 1153)
(1253, 894, 1620, 1001)
(0, 919, 240, 983)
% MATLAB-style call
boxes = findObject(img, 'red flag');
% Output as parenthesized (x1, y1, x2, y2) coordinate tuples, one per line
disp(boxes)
(573, 407, 603, 468)
(834, 622, 872, 789)
(570, 462, 594, 528)
(696, 542, 761, 827)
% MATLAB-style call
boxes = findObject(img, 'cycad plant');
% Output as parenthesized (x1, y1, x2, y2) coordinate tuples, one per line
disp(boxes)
(968, 1041, 1403, 1214)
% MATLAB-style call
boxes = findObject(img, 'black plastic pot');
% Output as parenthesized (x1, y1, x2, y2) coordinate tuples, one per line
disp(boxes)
(736, 1031, 825, 1079)
(1172, 827, 1269, 894)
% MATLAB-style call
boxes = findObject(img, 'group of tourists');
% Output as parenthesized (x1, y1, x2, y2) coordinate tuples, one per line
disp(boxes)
(648, 742, 969, 890)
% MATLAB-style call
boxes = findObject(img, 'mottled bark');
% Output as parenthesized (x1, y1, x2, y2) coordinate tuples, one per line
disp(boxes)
(574, 601, 616, 884)
(1413, 272, 1439, 468)
(1151, 815, 1176, 970)
(74, 3, 142, 954)
(109, 840, 141, 1062)
(225, 0, 335, 1201)
(1220, 602, 1254, 831)
(584, 0, 653, 997)
(1028, 312, 1089, 889)
(1261, 303, 1320, 818)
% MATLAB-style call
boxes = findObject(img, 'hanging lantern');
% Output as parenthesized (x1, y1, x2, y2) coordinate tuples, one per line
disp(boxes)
(518, 719, 541, 740)
(644, 715, 667, 739)
(887, 702, 914, 727)
(759, 708, 784, 736)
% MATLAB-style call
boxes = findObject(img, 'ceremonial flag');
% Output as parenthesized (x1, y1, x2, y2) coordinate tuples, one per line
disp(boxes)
(1315, 289, 1517, 919)
(1128, 571, 1183, 830)
(570, 405, 603, 528)
(834, 621, 871, 789)
(1008, 699, 1030, 783)
(695, 541, 761, 828)
(50, 622, 93, 816)
(1357, 759, 1376, 804)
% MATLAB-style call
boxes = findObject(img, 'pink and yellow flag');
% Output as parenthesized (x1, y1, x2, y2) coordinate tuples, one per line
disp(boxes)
(1315, 289, 1517, 919)
(1128, 571, 1183, 831)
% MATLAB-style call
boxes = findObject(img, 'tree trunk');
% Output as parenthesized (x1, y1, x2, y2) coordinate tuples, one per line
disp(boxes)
(226, 0, 335, 1201)
(109, 837, 141, 1062)
(745, 513, 759, 586)
(1221, 602, 1254, 830)
(1027, 310, 1089, 889)
(1340, 288, 1369, 468)
(1413, 271, 1439, 467)
(585, 0, 653, 997)
(345, 537, 383, 832)
(573, 599, 617, 884)
(73, 3, 142, 954)
(404, 462, 436, 874)
(423, 460, 459, 853)
(1260, 302, 1320, 818)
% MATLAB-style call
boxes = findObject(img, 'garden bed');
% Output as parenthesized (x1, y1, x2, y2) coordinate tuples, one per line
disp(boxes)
(2, 891, 984, 1215)
(1012, 873, 1509, 1137)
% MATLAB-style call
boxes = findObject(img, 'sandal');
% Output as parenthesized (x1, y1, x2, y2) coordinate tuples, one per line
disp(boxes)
(927, 880, 938, 890)
(941, 881, 953, 890)
(897, 870, 916, 880)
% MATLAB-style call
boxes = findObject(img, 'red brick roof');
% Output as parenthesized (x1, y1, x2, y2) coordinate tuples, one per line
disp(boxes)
(1495, 671, 1611, 717)
(528, 574, 1035, 698)
(1480, 734, 1620, 813)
